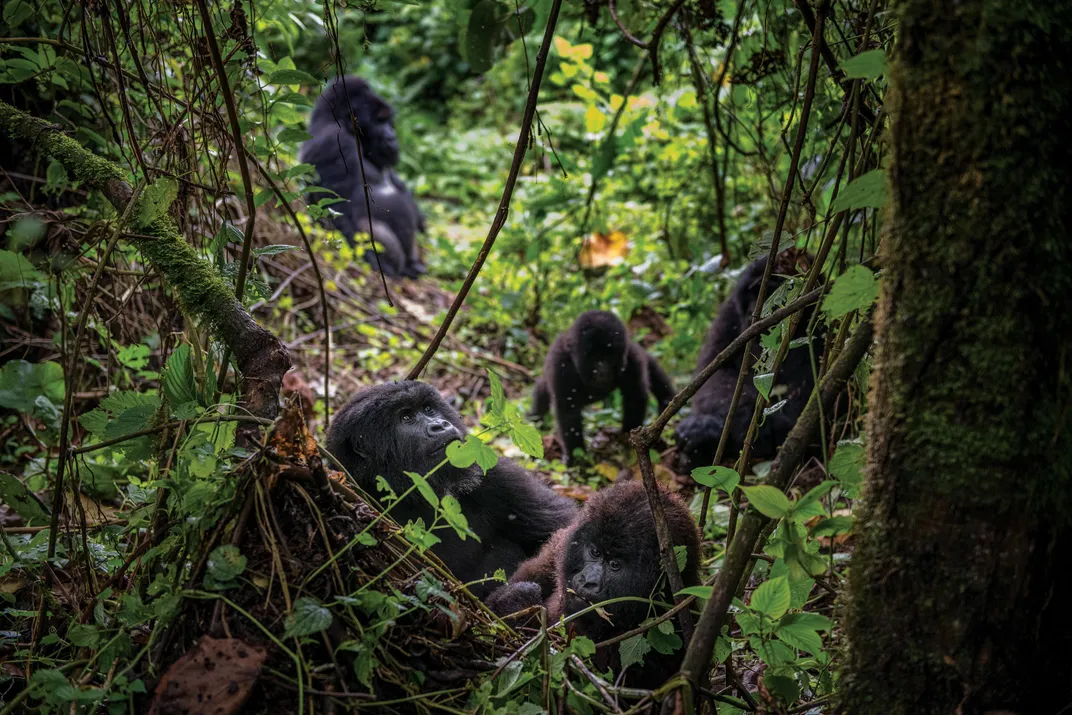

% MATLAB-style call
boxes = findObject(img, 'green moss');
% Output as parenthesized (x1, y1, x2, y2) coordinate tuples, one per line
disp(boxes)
(0, 101, 124, 185)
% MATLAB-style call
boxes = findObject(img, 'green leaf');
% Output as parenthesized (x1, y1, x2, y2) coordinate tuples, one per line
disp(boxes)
(441, 495, 475, 540)
(206, 544, 247, 582)
(445, 434, 498, 472)
(406, 471, 439, 508)
(779, 612, 833, 631)
(571, 635, 596, 658)
(116, 344, 151, 370)
(0, 360, 64, 412)
(830, 169, 887, 213)
(753, 372, 774, 400)
(465, 0, 506, 73)
(0, 249, 43, 286)
(283, 597, 333, 639)
(136, 177, 178, 228)
(809, 514, 854, 539)
(511, 422, 544, 459)
(403, 518, 441, 550)
(3, 0, 34, 26)
(750, 576, 791, 619)
(829, 439, 864, 497)
(265, 69, 321, 86)
(740, 484, 791, 519)
(691, 465, 740, 493)
(714, 635, 733, 663)
(163, 344, 198, 410)
(486, 369, 506, 417)
(676, 585, 712, 600)
(0, 472, 49, 523)
(618, 634, 651, 670)
(275, 92, 313, 107)
(822, 265, 878, 320)
(674, 544, 688, 572)
(840, 49, 887, 80)
(278, 127, 314, 143)
(762, 673, 800, 704)
(103, 403, 157, 441)
(646, 623, 682, 655)
(252, 244, 298, 257)
(788, 480, 837, 522)
(776, 620, 823, 655)
(67, 623, 101, 649)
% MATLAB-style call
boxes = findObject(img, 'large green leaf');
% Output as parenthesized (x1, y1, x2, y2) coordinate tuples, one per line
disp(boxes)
(283, 597, 333, 639)
(0, 360, 64, 412)
(822, 265, 878, 320)
(740, 484, 791, 519)
(0, 472, 50, 524)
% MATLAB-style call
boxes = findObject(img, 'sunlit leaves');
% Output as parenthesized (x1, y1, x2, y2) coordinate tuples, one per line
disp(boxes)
(446, 435, 499, 472)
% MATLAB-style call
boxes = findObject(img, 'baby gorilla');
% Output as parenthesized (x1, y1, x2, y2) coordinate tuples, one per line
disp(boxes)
(487, 480, 701, 688)
(531, 311, 676, 465)
(674, 255, 823, 473)
(326, 381, 577, 597)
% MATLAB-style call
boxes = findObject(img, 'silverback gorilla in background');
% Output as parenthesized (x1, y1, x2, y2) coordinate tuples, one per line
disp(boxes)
(326, 381, 577, 597)
(300, 76, 426, 278)
(674, 254, 824, 472)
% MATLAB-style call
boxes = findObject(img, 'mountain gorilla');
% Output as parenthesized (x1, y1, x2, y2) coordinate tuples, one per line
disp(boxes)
(487, 480, 701, 688)
(674, 254, 823, 473)
(326, 381, 577, 597)
(300, 76, 426, 278)
(531, 311, 676, 465)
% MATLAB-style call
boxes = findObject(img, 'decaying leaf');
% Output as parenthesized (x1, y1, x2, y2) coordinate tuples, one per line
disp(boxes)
(579, 230, 629, 269)
(150, 636, 266, 715)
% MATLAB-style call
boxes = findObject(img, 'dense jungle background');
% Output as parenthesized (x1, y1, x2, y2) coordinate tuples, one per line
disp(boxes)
(2, 0, 1071, 713)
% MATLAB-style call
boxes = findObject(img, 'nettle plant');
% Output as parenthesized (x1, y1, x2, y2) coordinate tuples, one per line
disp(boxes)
(690, 437, 862, 708)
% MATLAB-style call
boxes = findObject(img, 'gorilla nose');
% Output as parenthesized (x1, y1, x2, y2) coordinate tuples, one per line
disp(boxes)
(428, 418, 452, 433)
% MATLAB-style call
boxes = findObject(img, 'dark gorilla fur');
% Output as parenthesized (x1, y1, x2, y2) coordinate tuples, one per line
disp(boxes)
(299, 76, 426, 278)
(487, 480, 701, 687)
(674, 255, 823, 473)
(326, 381, 577, 597)
(531, 311, 676, 464)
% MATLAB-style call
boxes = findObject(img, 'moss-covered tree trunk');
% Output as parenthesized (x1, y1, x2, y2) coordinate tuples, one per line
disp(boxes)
(841, 2, 1072, 713)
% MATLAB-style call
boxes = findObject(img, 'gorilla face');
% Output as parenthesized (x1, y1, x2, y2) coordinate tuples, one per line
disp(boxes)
(562, 525, 662, 617)
(308, 76, 400, 168)
(326, 381, 481, 501)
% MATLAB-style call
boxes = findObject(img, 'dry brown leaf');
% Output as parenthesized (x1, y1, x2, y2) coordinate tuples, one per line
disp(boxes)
(150, 636, 266, 715)
(579, 230, 629, 269)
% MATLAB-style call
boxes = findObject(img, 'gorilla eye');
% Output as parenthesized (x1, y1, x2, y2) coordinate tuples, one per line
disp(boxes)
(422, 405, 435, 416)
(400, 410, 414, 423)
(609, 560, 621, 571)
(588, 545, 601, 559)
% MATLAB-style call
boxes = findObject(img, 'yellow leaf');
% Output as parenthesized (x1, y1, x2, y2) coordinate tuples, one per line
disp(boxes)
(594, 462, 619, 481)
(609, 95, 625, 112)
(594, 71, 610, 84)
(584, 105, 606, 133)
(677, 90, 698, 109)
(572, 83, 597, 102)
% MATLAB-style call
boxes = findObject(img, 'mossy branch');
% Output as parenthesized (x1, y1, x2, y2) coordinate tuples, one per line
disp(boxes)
(0, 100, 290, 420)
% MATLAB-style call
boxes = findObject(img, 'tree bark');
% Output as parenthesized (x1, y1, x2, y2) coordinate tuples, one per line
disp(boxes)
(842, 2, 1072, 713)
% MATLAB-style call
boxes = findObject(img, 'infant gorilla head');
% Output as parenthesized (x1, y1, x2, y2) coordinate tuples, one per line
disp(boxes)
(558, 481, 700, 640)
(326, 381, 481, 501)
(488, 480, 701, 686)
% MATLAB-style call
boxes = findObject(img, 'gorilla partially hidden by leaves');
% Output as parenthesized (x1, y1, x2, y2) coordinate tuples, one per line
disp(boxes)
(487, 480, 701, 688)
(531, 311, 676, 465)
(326, 381, 577, 597)
(300, 76, 426, 278)
(674, 254, 823, 472)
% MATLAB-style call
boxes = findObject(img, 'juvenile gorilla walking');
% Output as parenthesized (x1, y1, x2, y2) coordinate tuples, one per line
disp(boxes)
(674, 254, 823, 472)
(326, 381, 577, 597)
(531, 311, 676, 465)
(300, 76, 426, 278)
(487, 480, 701, 688)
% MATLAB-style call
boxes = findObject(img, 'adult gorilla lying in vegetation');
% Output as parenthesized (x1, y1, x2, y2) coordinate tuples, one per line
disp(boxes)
(326, 381, 577, 597)
(300, 75, 426, 278)
(486, 480, 701, 688)
(674, 254, 823, 473)
(531, 311, 676, 465)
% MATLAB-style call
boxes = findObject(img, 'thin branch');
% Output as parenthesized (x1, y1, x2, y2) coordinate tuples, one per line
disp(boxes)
(406, 0, 564, 380)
